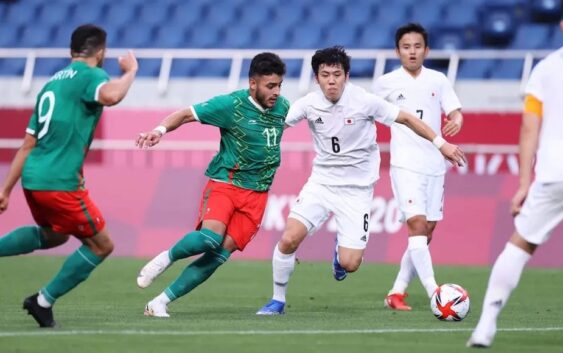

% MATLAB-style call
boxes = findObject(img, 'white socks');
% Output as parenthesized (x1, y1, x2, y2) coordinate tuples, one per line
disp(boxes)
(272, 243, 295, 303)
(37, 291, 52, 308)
(390, 248, 417, 295)
(408, 235, 438, 297)
(154, 291, 172, 305)
(472, 242, 531, 343)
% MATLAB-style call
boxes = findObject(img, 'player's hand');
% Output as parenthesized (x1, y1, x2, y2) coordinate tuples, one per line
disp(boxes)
(118, 50, 138, 73)
(442, 116, 463, 136)
(0, 191, 9, 214)
(510, 186, 529, 217)
(136, 130, 162, 149)
(440, 142, 466, 167)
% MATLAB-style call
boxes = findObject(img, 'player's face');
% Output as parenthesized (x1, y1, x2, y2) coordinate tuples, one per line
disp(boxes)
(396, 32, 428, 75)
(250, 74, 283, 109)
(316, 64, 348, 103)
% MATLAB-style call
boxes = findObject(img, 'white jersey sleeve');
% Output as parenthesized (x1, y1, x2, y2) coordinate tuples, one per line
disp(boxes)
(285, 95, 308, 127)
(439, 74, 462, 115)
(364, 91, 400, 127)
(524, 59, 546, 101)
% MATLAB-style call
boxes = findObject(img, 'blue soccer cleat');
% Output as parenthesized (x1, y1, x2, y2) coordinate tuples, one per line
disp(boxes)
(332, 241, 347, 281)
(256, 299, 285, 315)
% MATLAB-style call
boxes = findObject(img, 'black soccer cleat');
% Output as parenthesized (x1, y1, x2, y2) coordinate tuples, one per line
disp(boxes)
(23, 293, 56, 328)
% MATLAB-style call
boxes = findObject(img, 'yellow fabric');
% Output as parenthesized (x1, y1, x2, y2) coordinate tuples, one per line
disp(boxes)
(523, 94, 543, 118)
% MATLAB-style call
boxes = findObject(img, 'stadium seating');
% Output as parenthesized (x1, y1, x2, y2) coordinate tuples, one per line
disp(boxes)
(0, 0, 561, 78)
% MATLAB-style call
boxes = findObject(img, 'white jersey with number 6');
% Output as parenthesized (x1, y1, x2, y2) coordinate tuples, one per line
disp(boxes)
(373, 66, 461, 176)
(285, 83, 399, 186)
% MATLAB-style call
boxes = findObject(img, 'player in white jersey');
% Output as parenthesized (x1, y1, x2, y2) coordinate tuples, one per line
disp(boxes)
(468, 10, 563, 348)
(373, 23, 464, 311)
(256, 46, 466, 315)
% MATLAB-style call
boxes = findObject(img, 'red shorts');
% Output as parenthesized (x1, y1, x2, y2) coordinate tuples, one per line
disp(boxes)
(24, 189, 106, 238)
(196, 180, 268, 251)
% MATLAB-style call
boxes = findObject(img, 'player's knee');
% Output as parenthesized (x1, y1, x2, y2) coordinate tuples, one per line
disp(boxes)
(407, 217, 428, 235)
(339, 256, 362, 272)
(278, 235, 301, 253)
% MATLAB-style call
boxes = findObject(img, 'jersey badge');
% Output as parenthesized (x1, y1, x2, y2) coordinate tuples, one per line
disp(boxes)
(344, 118, 354, 125)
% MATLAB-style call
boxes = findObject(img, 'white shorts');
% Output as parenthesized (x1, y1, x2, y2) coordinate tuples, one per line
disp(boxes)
(390, 166, 445, 223)
(515, 181, 563, 245)
(289, 181, 373, 250)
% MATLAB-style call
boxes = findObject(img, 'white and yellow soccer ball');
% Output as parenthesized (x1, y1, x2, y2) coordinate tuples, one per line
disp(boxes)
(430, 283, 470, 321)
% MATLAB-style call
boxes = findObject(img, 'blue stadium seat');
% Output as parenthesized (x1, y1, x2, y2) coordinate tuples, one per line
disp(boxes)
(170, 59, 202, 77)
(138, 2, 172, 26)
(457, 59, 495, 79)
(186, 23, 221, 48)
(0, 59, 26, 76)
(341, 2, 375, 27)
(34, 58, 70, 77)
(431, 28, 467, 51)
(304, 4, 340, 27)
(18, 25, 55, 48)
(357, 26, 394, 48)
(324, 26, 360, 48)
(5, 2, 40, 26)
(104, 3, 138, 27)
(204, 2, 238, 28)
(253, 24, 290, 49)
(531, 0, 562, 22)
(550, 33, 563, 48)
(350, 59, 374, 77)
(36, 2, 72, 26)
(136, 59, 162, 77)
(169, 3, 203, 31)
(373, 3, 409, 29)
(191, 59, 231, 77)
(510, 24, 552, 49)
(272, 2, 306, 28)
(67, 3, 105, 28)
(480, 7, 517, 46)
(409, 6, 443, 29)
(51, 24, 75, 48)
(489, 59, 523, 79)
(0, 24, 21, 47)
(237, 5, 272, 28)
(117, 25, 155, 48)
(442, 2, 479, 27)
(384, 59, 402, 74)
(284, 59, 304, 77)
(288, 23, 323, 49)
(221, 25, 255, 48)
(152, 25, 190, 48)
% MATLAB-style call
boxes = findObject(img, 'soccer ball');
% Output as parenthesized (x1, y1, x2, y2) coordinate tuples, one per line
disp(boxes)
(430, 283, 470, 321)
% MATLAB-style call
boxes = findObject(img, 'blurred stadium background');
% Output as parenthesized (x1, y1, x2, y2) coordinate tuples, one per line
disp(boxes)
(1, 0, 563, 266)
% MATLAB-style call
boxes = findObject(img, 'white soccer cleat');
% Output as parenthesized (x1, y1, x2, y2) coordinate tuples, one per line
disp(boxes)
(144, 300, 170, 318)
(137, 251, 172, 289)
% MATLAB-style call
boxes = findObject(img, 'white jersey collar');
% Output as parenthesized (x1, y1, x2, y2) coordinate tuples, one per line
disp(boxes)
(248, 95, 266, 112)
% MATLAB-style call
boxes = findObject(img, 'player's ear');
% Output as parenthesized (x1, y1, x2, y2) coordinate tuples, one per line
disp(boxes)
(249, 76, 257, 91)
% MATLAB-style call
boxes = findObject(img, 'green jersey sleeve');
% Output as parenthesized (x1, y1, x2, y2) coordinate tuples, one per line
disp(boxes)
(26, 110, 39, 137)
(191, 94, 236, 129)
(82, 67, 109, 104)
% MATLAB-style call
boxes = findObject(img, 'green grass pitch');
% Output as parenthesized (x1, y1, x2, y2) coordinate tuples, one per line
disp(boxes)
(0, 256, 562, 353)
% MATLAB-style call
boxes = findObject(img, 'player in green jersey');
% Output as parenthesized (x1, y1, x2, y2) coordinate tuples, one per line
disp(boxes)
(135, 52, 288, 317)
(0, 24, 137, 327)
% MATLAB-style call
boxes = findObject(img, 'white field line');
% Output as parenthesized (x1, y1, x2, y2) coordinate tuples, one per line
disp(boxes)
(0, 327, 562, 337)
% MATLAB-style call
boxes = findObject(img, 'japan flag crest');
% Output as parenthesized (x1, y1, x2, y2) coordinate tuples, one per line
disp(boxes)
(344, 118, 354, 125)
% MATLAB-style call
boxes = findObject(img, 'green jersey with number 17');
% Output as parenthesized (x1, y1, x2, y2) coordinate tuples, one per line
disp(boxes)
(191, 89, 289, 192)
(22, 61, 109, 191)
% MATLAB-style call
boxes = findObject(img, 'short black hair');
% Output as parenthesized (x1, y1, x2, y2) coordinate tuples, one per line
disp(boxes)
(395, 23, 428, 48)
(311, 46, 350, 76)
(70, 24, 107, 57)
(249, 52, 286, 78)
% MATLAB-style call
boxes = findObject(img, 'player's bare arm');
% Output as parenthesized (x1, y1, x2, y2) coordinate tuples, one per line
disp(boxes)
(395, 110, 466, 167)
(0, 134, 37, 213)
(136, 108, 197, 149)
(98, 50, 138, 106)
(442, 109, 463, 137)
(511, 108, 541, 216)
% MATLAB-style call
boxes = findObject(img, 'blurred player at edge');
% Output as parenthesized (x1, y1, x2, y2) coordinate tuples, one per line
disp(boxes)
(135, 53, 289, 318)
(256, 46, 466, 315)
(0, 24, 138, 327)
(373, 23, 464, 311)
(468, 4, 563, 348)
